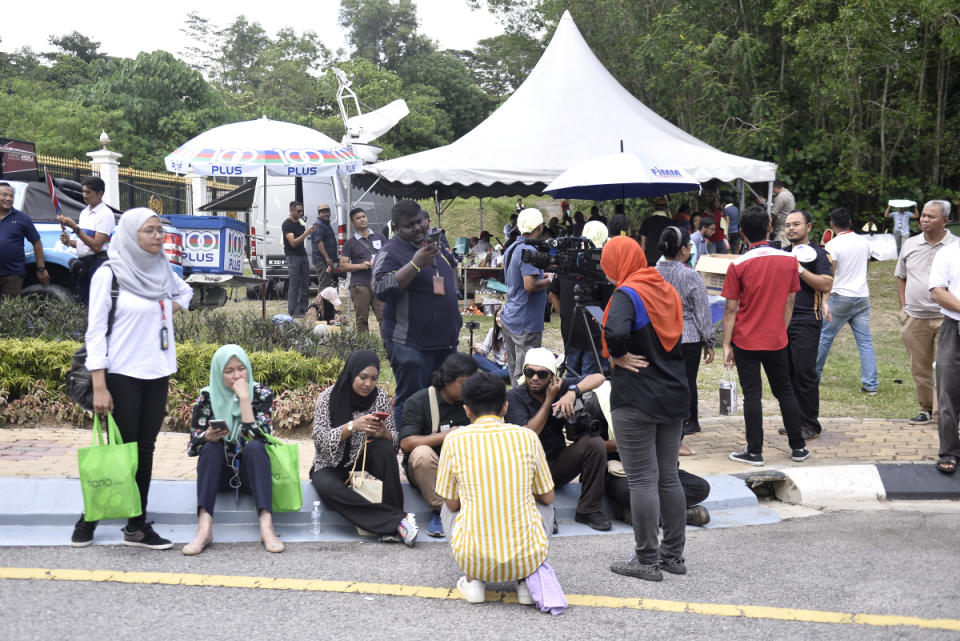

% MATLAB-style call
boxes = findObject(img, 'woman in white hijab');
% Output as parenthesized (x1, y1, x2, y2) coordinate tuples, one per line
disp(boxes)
(71, 208, 193, 550)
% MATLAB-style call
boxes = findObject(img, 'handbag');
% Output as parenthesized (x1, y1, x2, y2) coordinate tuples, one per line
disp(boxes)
(77, 413, 141, 521)
(258, 431, 302, 513)
(66, 270, 119, 411)
(719, 366, 738, 415)
(345, 437, 383, 536)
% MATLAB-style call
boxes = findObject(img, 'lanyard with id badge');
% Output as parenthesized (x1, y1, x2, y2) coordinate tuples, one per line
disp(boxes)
(159, 301, 169, 350)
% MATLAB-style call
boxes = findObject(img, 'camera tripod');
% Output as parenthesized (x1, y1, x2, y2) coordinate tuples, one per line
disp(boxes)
(558, 281, 605, 378)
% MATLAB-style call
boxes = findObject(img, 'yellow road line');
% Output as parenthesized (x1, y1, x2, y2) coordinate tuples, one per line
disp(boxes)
(2, 567, 959, 631)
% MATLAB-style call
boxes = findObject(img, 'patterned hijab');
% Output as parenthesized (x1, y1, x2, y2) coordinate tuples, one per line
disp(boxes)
(203, 344, 256, 443)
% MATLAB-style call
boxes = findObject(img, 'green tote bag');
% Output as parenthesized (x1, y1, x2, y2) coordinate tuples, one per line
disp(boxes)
(259, 432, 302, 513)
(77, 414, 142, 522)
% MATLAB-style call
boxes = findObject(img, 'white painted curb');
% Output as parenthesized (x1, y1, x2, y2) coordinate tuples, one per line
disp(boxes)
(775, 465, 886, 505)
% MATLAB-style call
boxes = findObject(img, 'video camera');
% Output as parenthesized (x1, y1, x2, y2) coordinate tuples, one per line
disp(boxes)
(520, 236, 604, 281)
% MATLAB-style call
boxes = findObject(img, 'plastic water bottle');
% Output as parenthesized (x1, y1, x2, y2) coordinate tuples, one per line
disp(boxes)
(310, 501, 322, 536)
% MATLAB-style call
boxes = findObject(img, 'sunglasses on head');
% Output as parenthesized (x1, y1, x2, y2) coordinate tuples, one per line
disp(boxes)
(523, 368, 552, 380)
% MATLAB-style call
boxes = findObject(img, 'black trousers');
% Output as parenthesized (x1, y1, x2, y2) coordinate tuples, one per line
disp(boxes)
(310, 437, 405, 536)
(606, 468, 711, 509)
(937, 318, 960, 459)
(788, 320, 823, 432)
(195, 439, 273, 515)
(105, 373, 169, 527)
(549, 435, 606, 513)
(732, 343, 805, 454)
(73, 251, 109, 305)
(680, 342, 703, 425)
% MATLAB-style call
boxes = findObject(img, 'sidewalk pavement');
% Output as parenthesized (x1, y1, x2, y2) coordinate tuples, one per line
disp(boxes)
(0, 415, 942, 481)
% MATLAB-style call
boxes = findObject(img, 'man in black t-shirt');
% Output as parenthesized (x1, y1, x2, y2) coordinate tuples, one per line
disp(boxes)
(503, 348, 610, 531)
(282, 201, 315, 316)
(782, 210, 834, 440)
(340, 207, 387, 333)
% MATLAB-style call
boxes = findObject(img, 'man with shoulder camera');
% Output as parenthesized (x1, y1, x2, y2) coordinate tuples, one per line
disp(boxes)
(504, 348, 610, 531)
(501, 208, 553, 385)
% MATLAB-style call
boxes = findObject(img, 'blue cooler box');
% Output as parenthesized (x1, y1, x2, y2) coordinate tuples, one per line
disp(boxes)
(166, 215, 247, 275)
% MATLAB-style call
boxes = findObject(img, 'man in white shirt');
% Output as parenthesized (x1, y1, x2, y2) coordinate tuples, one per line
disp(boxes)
(58, 176, 115, 304)
(929, 230, 960, 474)
(816, 207, 879, 394)
(895, 200, 956, 425)
(884, 203, 917, 255)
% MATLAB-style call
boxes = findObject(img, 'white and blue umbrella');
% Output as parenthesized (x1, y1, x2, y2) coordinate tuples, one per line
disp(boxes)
(164, 116, 361, 178)
(544, 151, 700, 200)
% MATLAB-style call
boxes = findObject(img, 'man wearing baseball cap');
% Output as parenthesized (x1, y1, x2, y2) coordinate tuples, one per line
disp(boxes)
(500, 208, 553, 385)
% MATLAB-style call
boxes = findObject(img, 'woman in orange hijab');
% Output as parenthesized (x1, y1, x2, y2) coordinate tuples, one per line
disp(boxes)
(600, 236, 690, 583)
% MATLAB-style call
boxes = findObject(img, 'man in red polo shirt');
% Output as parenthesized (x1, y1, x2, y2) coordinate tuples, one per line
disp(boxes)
(721, 205, 809, 466)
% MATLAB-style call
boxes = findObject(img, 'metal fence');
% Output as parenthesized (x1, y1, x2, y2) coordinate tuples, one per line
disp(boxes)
(36, 154, 239, 214)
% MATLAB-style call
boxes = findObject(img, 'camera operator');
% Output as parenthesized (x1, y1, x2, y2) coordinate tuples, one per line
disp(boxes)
(504, 348, 611, 531)
(500, 208, 553, 385)
(548, 220, 611, 376)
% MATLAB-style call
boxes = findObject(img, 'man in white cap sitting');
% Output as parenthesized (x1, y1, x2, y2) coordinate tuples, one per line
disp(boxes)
(305, 286, 341, 325)
(500, 208, 553, 384)
(504, 347, 610, 531)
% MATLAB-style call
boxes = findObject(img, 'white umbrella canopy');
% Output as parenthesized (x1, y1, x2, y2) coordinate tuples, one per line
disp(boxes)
(544, 151, 701, 200)
(164, 116, 361, 177)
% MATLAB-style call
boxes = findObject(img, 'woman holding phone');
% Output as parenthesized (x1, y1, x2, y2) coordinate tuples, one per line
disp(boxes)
(183, 344, 283, 555)
(310, 350, 418, 545)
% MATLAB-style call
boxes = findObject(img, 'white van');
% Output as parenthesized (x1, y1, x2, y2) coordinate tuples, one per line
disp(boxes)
(242, 174, 395, 294)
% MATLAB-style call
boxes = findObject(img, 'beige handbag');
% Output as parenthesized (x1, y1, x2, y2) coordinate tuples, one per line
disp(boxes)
(345, 437, 383, 536)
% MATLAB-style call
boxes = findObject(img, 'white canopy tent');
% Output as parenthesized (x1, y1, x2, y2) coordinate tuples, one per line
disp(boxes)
(361, 10, 776, 200)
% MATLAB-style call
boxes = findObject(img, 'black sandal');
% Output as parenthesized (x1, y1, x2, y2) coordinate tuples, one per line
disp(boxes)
(936, 456, 958, 474)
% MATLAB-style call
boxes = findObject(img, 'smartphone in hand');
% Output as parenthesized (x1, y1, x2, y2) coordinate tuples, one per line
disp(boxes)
(425, 231, 442, 247)
(373, 412, 390, 421)
(208, 419, 229, 436)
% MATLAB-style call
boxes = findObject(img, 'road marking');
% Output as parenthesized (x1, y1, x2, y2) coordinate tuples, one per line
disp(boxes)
(3, 566, 959, 631)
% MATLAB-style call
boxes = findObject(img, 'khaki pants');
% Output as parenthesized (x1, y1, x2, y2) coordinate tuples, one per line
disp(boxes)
(899, 311, 942, 415)
(406, 445, 444, 510)
(351, 285, 383, 334)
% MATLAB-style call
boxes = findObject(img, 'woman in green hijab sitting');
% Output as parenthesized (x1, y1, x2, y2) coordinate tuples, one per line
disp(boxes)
(184, 344, 283, 555)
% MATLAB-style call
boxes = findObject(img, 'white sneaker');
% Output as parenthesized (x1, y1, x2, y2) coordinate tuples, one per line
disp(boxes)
(516, 580, 533, 605)
(456, 576, 486, 603)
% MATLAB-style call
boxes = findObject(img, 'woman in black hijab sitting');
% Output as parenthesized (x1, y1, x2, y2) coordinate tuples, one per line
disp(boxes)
(310, 350, 419, 545)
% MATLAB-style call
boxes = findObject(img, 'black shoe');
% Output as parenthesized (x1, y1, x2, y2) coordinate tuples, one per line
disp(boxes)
(610, 555, 662, 581)
(778, 427, 787, 435)
(799, 425, 821, 441)
(122, 522, 173, 550)
(909, 411, 935, 425)
(575, 511, 612, 531)
(860, 387, 878, 396)
(729, 450, 764, 466)
(71, 516, 97, 548)
(791, 448, 810, 462)
(682, 420, 702, 435)
(661, 556, 687, 575)
(686, 505, 710, 527)
(552, 520, 559, 535)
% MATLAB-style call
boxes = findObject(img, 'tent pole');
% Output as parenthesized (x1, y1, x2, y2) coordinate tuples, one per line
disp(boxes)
(261, 165, 267, 320)
(478, 197, 483, 233)
(434, 190, 441, 229)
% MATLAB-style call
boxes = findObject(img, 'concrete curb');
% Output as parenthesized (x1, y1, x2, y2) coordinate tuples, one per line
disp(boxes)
(0, 474, 777, 547)
(774, 463, 960, 506)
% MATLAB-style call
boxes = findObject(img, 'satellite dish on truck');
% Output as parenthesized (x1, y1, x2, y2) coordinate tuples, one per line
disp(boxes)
(332, 67, 409, 163)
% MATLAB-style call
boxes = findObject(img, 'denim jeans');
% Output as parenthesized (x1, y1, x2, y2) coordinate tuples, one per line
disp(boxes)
(383, 339, 454, 428)
(286, 254, 311, 316)
(564, 347, 600, 377)
(472, 353, 510, 381)
(816, 294, 878, 391)
(708, 240, 726, 254)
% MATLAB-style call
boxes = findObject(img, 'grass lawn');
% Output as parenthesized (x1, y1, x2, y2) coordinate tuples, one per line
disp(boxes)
(221, 249, 914, 421)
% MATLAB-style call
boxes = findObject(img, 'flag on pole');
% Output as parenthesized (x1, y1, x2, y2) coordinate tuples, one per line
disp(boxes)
(44, 166, 61, 214)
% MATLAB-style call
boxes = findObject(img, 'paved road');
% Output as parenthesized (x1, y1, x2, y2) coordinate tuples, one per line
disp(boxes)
(2, 510, 958, 640)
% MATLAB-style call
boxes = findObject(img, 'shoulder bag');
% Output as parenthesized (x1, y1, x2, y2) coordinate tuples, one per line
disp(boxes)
(66, 270, 119, 411)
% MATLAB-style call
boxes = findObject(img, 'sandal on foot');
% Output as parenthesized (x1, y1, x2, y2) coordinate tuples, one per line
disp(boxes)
(679, 443, 696, 456)
(936, 456, 958, 474)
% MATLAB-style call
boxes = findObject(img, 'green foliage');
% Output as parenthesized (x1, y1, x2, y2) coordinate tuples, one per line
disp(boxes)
(0, 337, 341, 403)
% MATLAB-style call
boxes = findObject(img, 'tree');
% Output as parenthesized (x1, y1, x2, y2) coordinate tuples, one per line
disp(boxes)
(46, 31, 104, 63)
(338, 0, 432, 71)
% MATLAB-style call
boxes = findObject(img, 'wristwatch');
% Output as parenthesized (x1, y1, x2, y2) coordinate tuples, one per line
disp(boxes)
(346, 421, 354, 433)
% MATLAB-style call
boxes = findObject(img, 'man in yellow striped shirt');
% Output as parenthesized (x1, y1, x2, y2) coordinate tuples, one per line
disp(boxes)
(436, 372, 555, 604)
